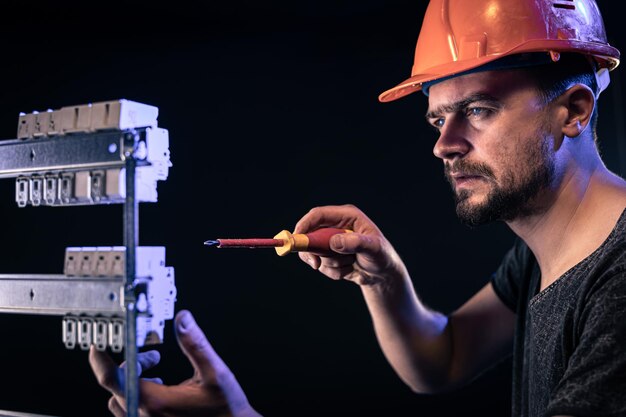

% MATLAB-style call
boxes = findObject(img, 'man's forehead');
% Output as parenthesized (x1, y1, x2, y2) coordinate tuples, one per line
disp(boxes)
(426, 70, 532, 112)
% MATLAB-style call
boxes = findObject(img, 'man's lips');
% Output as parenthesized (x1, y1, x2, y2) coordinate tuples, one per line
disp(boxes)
(450, 173, 486, 187)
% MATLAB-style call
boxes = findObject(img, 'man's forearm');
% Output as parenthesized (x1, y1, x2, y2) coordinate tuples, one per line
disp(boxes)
(360, 274, 453, 393)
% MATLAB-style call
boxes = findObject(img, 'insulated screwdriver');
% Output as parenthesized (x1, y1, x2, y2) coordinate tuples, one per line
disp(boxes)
(204, 228, 352, 256)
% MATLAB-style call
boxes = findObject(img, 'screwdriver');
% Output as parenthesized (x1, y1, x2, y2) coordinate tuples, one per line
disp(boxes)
(204, 227, 352, 256)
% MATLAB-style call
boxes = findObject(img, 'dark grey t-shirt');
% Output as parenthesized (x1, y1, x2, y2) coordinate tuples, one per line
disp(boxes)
(491, 210, 626, 417)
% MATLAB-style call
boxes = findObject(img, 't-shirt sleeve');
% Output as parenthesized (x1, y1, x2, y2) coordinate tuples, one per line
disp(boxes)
(544, 271, 626, 417)
(490, 238, 534, 312)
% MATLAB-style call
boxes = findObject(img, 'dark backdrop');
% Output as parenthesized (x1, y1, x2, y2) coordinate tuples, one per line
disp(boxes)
(0, 1, 624, 416)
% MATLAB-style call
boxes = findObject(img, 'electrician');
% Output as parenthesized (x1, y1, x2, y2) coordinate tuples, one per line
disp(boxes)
(90, 1, 626, 416)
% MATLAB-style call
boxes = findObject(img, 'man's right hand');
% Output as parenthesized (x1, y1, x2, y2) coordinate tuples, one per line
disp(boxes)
(294, 204, 409, 287)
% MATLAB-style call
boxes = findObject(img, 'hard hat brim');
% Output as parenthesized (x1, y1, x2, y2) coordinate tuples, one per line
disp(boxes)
(378, 56, 498, 103)
(379, 41, 620, 103)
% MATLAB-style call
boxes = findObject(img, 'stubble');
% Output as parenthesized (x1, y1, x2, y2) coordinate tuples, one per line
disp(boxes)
(445, 128, 556, 227)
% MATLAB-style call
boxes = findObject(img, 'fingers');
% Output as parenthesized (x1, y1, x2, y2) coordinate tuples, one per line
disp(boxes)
(299, 252, 321, 269)
(108, 395, 151, 417)
(108, 396, 126, 417)
(300, 233, 382, 264)
(174, 310, 231, 383)
(120, 350, 161, 375)
(298, 226, 399, 285)
(91, 347, 161, 399)
(300, 250, 356, 279)
(294, 204, 363, 234)
(90, 347, 165, 416)
(294, 205, 384, 256)
(142, 377, 164, 385)
(89, 345, 124, 396)
(138, 350, 161, 373)
(318, 264, 356, 280)
(318, 254, 356, 268)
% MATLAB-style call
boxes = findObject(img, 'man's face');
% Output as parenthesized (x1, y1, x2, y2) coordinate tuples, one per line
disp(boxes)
(426, 70, 558, 226)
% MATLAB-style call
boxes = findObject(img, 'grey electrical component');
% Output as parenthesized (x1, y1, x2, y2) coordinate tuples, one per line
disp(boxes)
(0, 99, 176, 417)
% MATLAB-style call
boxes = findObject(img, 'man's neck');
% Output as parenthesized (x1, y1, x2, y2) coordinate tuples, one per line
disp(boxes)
(507, 161, 626, 291)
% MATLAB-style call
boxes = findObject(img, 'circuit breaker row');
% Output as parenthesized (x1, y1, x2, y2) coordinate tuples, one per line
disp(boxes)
(16, 166, 161, 207)
(63, 246, 173, 277)
(17, 99, 159, 139)
(65, 246, 126, 276)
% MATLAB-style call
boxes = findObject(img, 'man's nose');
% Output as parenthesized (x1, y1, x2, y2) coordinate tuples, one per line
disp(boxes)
(432, 121, 471, 161)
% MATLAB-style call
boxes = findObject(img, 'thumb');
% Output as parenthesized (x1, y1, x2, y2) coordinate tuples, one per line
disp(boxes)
(174, 309, 230, 383)
(330, 232, 381, 258)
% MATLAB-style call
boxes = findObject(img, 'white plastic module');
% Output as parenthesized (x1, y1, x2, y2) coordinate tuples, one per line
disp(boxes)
(17, 99, 159, 139)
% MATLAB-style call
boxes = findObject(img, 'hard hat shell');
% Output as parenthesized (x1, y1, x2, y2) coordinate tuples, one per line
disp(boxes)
(379, 0, 620, 102)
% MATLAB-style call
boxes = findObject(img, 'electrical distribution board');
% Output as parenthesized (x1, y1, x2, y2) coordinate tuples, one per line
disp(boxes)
(0, 99, 176, 417)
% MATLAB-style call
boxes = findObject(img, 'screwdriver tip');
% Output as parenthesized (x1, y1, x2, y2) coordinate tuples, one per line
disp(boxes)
(204, 240, 220, 246)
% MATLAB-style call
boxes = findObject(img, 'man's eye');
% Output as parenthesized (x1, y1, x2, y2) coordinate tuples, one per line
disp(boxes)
(432, 118, 445, 128)
(466, 107, 489, 118)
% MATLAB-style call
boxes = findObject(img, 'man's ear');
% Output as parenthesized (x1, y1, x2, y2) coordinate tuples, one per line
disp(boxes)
(559, 84, 595, 139)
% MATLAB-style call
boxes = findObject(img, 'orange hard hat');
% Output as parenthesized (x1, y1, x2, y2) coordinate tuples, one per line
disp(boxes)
(379, 0, 620, 102)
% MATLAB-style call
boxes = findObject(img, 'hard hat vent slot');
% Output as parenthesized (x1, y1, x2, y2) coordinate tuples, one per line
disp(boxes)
(552, 0, 576, 10)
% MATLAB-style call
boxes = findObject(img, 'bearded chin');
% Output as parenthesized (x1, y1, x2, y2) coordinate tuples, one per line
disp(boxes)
(455, 187, 520, 227)
(454, 160, 555, 227)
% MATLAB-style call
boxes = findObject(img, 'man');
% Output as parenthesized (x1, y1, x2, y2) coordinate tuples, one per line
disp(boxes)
(90, 0, 626, 416)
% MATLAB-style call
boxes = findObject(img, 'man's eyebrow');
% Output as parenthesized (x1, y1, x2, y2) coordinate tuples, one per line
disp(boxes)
(425, 93, 501, 120)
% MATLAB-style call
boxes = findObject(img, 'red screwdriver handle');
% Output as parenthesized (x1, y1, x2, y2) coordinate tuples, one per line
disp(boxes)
(304, 228, 351, 254)
(273, 228, 352, 256)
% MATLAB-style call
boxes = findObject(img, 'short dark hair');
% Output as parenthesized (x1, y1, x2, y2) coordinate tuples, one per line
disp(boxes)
(525, 53, 600, 139)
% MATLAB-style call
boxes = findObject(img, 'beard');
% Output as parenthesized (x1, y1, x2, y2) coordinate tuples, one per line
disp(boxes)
(445, 136, 555, 227)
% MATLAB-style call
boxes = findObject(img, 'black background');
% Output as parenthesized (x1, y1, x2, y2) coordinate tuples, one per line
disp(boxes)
(0, 1, 624, 416)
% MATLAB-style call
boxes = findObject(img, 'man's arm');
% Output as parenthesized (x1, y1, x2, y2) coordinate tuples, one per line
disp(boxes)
(361, 279, 515, 392)
(295, 204, 515, 393)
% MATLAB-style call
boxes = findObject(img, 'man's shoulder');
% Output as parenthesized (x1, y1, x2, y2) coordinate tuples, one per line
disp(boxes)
(567, 215, 626, 311)
(586, 207, 626, 278)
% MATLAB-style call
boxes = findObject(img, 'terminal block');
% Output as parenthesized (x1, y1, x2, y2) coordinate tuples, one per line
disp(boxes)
(61, 246, 176, 352)
(15, 163, 168, 207)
